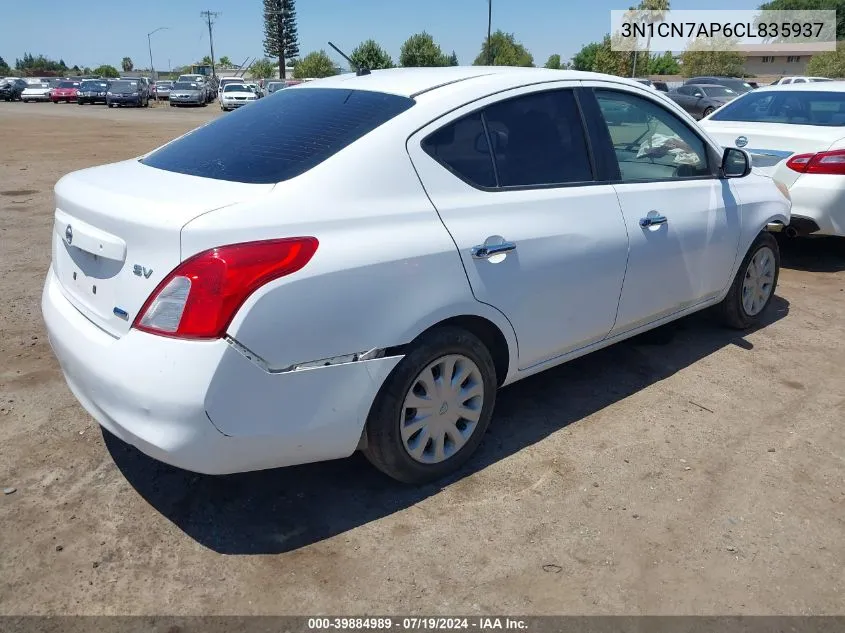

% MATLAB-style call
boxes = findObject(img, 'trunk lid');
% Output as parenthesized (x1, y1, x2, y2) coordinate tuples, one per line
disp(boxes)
(701, 120, 844, 185)
(52, 159, 274, 337)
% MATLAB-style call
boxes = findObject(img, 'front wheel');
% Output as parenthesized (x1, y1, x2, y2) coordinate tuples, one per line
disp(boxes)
(702, 106, 715, 118)
(717, 232, 780, 329)
(363, 326, 498, 484)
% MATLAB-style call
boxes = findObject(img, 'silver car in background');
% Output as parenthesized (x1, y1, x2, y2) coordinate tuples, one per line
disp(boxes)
(169, 81, 207, 107)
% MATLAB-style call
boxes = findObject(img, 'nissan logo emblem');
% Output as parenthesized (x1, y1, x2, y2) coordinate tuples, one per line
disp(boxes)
(735, 136, 748, 148)
(65, 225, 73, 245)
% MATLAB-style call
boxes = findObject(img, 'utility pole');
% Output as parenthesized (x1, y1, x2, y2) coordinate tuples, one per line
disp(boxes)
(487, 0, 492, 65)
(200, 10, 221, 77)
(147, 27, 168, 82)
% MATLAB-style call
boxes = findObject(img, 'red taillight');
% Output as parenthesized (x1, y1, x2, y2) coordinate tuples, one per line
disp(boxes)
(133, 237, 318, 339)
(786, 149, 845, 175)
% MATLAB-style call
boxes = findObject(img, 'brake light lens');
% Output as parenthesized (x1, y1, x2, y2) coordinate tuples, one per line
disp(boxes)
(133, 237, 318, 339)
(786, 149, 845, 175)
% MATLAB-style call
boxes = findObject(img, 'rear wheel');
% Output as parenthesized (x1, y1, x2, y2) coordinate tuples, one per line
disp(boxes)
(702, 106, 715, 118)
(718, 232, 780, 329)
(363, 327, 497, 484)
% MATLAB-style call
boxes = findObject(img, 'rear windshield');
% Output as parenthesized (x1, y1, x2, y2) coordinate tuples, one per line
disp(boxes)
(141, 88, 415, 184)
(709, 90, 845, 126)
(110, 81, 137, 92)
(223, 84, 251, 92)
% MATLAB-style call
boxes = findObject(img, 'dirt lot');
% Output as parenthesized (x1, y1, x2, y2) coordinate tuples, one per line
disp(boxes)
(1, 102, 844, 616)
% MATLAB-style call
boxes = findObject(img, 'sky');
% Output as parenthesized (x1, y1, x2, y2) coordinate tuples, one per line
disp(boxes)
(3, 0, 758, 71)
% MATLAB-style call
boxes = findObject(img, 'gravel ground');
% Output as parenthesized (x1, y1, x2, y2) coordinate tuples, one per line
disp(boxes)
(0, 102, 844, 616)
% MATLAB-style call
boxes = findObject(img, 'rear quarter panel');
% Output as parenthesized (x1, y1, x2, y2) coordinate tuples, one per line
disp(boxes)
(180, 120, 519, 375)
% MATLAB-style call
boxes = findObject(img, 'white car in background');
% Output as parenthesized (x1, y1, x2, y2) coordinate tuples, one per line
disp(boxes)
(219, 83, 257, 110)
(42, 68, 789, 484)
(21, 80, 52, 102)
(771, 76, 832, 85)
(701, 82, 845, 237)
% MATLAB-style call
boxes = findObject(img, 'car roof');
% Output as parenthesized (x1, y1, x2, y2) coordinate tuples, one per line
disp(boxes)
(748, 81, 845, 93)
(686, 84, 729, 89)
(298, 66, 647, 98)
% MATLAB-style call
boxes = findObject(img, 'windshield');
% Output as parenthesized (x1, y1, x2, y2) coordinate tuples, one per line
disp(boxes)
(709, 90, 845, 126)
(701, 86, 736, 97)
(141, 88, 415, 184)
(58, 82, 78, 89)
(267, 82, 284, 93)
(156, 81, 172, 87)
(81, 81, 107, 90)
(224, 84, 251, 92)
(109, 81, 137, 93)
(810, 78, 833, 82)
(174, 82, 199, 90)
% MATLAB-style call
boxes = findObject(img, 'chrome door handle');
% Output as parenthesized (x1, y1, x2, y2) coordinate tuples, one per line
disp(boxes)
(471, 241, 517, 259)
(639, 214, 668, 228)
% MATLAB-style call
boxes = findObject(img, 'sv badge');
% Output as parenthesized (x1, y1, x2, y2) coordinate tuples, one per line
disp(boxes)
(133, 264, 154, 279)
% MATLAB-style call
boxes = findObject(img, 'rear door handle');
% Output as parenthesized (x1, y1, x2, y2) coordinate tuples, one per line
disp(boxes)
(471, 241, 517, 259)
(639, 214, 668, 228)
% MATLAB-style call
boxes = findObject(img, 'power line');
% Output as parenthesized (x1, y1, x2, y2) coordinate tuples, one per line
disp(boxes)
(200, 10, 221, 77)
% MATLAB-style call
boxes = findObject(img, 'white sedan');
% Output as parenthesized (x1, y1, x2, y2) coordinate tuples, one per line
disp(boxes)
(42, 68, 790, 483)
(21, 80, 52, 102)
(220, 83, 257, 111)
(701, 82, 845, 237)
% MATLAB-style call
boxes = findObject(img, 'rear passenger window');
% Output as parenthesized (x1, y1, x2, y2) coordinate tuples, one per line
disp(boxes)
(484, 90, 593, 187)
(422, 112, 496, 188)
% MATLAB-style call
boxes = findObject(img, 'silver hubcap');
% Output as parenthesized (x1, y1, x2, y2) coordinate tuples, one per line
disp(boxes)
(742, 246, 776, 316)
(401, 354, 485, 464)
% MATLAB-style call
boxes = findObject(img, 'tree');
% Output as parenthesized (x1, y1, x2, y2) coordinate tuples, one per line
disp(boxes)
(250, 58, 277, 79)
(759, 0, 845, 41)
(680, 38, 745, 77)
(201, 55, 212, 65)
(572, 41, 602, 71)
(82, 66, 92, 75)
(264, 0, 300, 79)
(648, 50, 680, 74)
(473, 30, 534, 66)
(400, 32, 449, 67)
(448, 51, 459, 66)
(593, 34, 635, 76)
(93, 64, 120, 78)
(71, 65, 81, 73)
(219, 56, 232, 66)
(807, 41, 845, 76)
(121, 57, 133, 72)
(629, 0, 671, 77)
(293, 50, 338, 78)
(350, 40, 394, 71)
(14, 53, 66, 75)
(544, 54, 562, 69)
(59, 59, 67, 69)
(0, 56, 10, 74)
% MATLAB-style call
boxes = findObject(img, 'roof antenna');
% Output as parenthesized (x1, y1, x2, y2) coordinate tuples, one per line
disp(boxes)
(328, 41, 371, 76)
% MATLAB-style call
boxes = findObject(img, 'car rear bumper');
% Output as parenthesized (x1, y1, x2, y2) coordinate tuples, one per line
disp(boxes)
(22, 94, 50, 101)
(42, 267, 400, 475)
(788, 174, 845, 237)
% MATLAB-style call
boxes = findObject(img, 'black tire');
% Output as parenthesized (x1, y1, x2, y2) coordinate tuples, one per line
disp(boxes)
(702, 106, 715, 118)
(362, 326, 498, 484)
(718, 231, 780, 329)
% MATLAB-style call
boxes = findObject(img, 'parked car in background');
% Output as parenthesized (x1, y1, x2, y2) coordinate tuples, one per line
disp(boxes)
(106, 80, 149, 108)
(21, 80, 52, 102)
(77, 80, 110, 105)
(265, 81, 285, 95)
(1, 78, 28, 101)
(121, 76, 152, 101)
(771, 76, 832, 85)
(50, 80, 80, 103)
(153, 80, 173, 100)
(653, 81, 669, 92)
(667, 84, 739, 119)
(218, 77, 246, 96)
(701, 82, 845, 237)
(220, 83, 258, 110)
(42, 68, 790, 484)
(244, 82, 262, 97)
(177, 74, 213, 102)
(633, 78, 656, 89)
(685, 77, 754, 94)
(169, 81, 207, 107)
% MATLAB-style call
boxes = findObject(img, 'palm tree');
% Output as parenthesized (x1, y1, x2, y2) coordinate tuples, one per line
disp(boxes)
(632, 0, 670, 77)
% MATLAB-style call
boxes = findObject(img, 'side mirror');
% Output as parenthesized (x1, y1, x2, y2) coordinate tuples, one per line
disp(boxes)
(722, 147, 751, 178)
